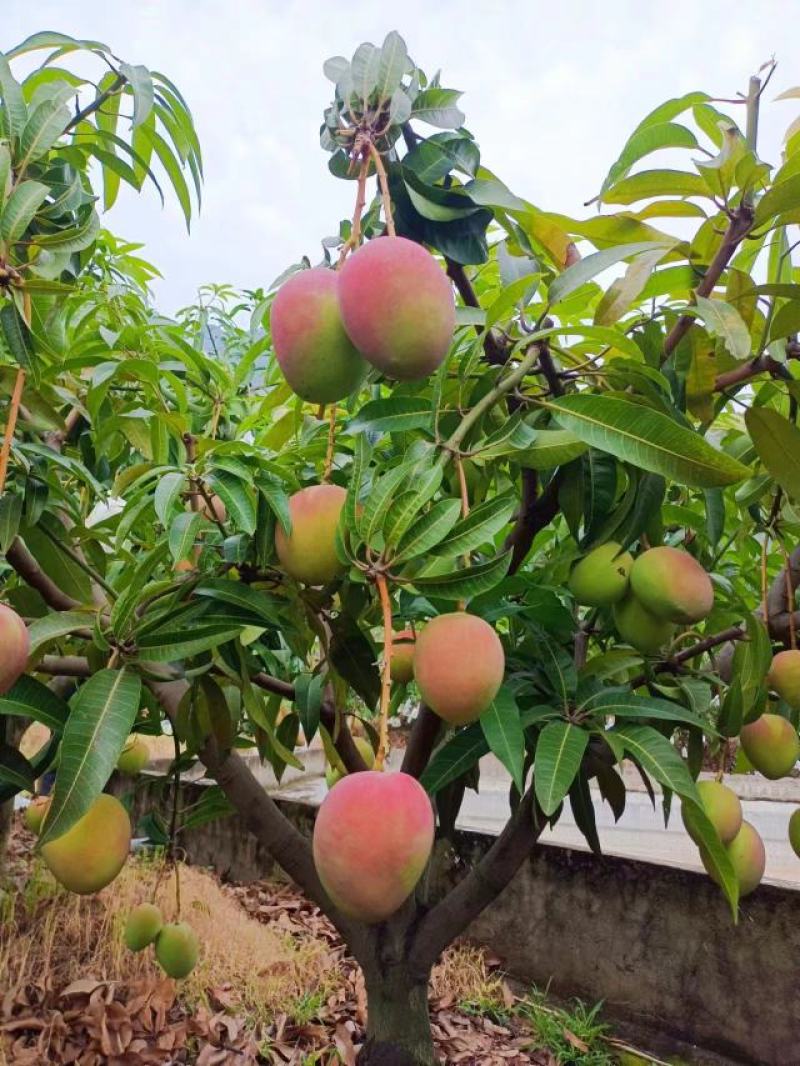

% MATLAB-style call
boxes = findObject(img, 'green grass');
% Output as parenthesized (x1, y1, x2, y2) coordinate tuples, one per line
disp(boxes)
(516, 987, 615, 1066)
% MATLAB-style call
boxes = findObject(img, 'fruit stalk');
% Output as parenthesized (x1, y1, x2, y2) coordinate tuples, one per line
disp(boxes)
(0, 367, 25, 494)
(323, 403, 337, 482)
(779, 541, 797, 649)
(369, 142, 396, 237)
(374, 572, 394, 771)
(338, 153, 370, 266)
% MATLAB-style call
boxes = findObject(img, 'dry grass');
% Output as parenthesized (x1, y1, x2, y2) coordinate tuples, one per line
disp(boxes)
(432, 943, 508, 1009)
(0, 850, 337, 1023)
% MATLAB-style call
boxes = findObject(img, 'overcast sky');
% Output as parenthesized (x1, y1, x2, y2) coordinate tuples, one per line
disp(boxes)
(5, 2, 800, 311)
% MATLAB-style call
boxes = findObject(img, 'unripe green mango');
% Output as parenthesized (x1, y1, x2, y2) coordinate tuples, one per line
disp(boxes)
(702, 821, 765, 898)
(612, 594, 676, 656)
(23, 795, 51, 835)
(116, 737, 150, 776)
(568, 542, 633, 607)
(41, 794, 131, 895)
(682, 780, 742, 845)
(155, 921, 199, 978)
(124, 902, 163, 951)
(325, 736, 374, 788)
(789, 808, 800, 859)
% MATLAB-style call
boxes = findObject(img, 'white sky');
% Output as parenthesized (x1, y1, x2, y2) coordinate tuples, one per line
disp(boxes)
(5, 1, 800, 311)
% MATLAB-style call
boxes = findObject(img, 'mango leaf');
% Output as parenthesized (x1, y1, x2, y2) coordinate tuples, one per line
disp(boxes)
(27, 611, 94, 655)
(481, 689, 525, 793)
(0, 745, 36, 791)
(207, 471, 255, 534)
(349, 397, 432, 434)
(359, 460, 417, 544)
(730, 615, 772, 719)
(534, 720, 589, 817)
(153, 470, 185, 526)
(569, 772, 601, 854)
(411, 87, 465, 128)
(545, 394, 749, 488)
(745, 406, 800, 502)
(614, 724, 699, 802)
(194, 579, 280, 628)
(601, 169, 710, 205)
(293, 672, 324, 745)
(601, 122, 698, 192)
(411, 550, 512, 600)
(0, 674, 70, 731)
(393, 498, 462, 562)
(383, 466, 444, 547)
(517, 429, 588, 470)
(681, 799, 739, 919)
(0, 180, 48, 245)
(39, 668, 141, 846)
(168, 510, 202, 562)
(0, 492, 22, 552)
(693, 296, 751, 361)
(594, 247, 669, 325)
(420, 723, 488, 795)
(119, 62, 154, 128)
(753, 173, 800, 228)
(429, 494, 515, 558)
(329, 613, 380, 710)
(137, 625, 243, 661)
(549, 242, 668, 305)
(584, 691, 712, 732)
(17, 98, 70, 169)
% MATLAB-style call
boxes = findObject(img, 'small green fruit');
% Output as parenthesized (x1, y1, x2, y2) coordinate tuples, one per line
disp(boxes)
(389, 630, 416, 685)
(124, 902, 163, 951)
(767, 649, 800, 711)
(116, 737, 150, 776)
(23, 795, 51, 835)
(155, 922, 199, 978)
(568, 542, 633, 607)
(612, 594, 675, 656)
(325, 736, 374, 788)
(682, 780, 742, 845)
(789, 808, 800, 859)
(702, 821, 765, 898)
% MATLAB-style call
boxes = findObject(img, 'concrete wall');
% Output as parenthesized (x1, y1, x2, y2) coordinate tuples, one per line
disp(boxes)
(113, 775, 799, 1065)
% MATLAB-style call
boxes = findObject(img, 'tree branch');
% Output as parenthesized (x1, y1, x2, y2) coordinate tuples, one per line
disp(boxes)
(401, 704, 442, 779)
(64, 74, 126, 133)
(628, 624, 746, 689)
(504, 470, 562, 575)
(5, 537, 81, 611)
(409, 787, 544, 970)
(662, 206, 754, 363)
(148, 677, 369, 951)
(36, 655, 92, 677)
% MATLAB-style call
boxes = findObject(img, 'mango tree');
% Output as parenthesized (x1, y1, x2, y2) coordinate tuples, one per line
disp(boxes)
(2, 31, 800, 1066)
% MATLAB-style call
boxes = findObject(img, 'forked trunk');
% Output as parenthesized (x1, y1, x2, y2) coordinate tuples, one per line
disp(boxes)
(357, 968, 435, 1065)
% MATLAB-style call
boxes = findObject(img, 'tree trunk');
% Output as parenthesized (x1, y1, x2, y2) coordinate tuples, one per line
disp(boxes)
(358, 967, 435, 1065)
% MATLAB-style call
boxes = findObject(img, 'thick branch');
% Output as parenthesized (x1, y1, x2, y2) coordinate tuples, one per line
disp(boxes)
(36, 655, 92, 677)
(401, 704, 442, 779)
(409, 788, 544, 969)
(628, 624, 746, 689)
(445, 260, 508, 366)
(148, 677, 367, 950)
(64, 74, 126, 133)
(5, 537, 80, 611)
(504, 470, 562, 574)
(252, 671, 295, 700)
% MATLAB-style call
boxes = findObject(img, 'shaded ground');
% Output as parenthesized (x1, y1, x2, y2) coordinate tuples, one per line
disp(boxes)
(2, 820, 654, 1066)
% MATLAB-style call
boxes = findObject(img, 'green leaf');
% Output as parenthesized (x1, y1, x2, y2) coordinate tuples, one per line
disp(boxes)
(329, 614, 380, 710)
(144, 127, 192, 229)
(293, 672, 324, 745)
(0, 745, 36, 791)
(344, 434, 372, 534)
(614, 724, 699, 801)
(0, 54, 27, 143)
(119, 62, 155, 128)
(137, 624, 243, 661)
(602, 169, 711, 205)
(594, 248, 667, 325)
(693, 296, 751, 361)
(350, 42, 381, 104)
(375, 31, 407, 103)
(0, 674, 70, 731)
(0, 180, 48, 245)
(549, 242, 670, 305)
(754, 174, 800, 229)
(359, 461, 417, 544)
(349, 397, 432, 435)
(168, 510, 202, 562)
(194, 579, 280, 628)
(601, 122, 698, 192)
(534, 721, 589, 817)
(682, 799, 739, 919)
(393, 499, 464, 563)
(411, 87, 465, 128)
(411, 551, 512, 600)
(517, 429, 589, 470)
(39, 668, 141, 847)
(207, 471, 255, 534)
(17, 98, 69, 169)
(153, 470, 185, 526)
(730, 615, 772, 720)
(0, 491, 22, 552)
(545, 394, 749, 488)
(429, 494, 515, 558)
(420, 723, 488, 795)
(27, 611, 94, 655)
(33, 207, 100, 252)
(585, 691, 712, 732)
(745, 406, 800, 502)
(383, 466, 444, 547)
(481, 689, 525, 793)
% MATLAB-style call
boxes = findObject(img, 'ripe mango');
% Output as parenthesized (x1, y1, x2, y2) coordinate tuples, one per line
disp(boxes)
(739, 713, 800, 780)
(629, 546, 713, 624)
(41, 794, 131, 895)
(389, 629, 416, 684)
(0, 603, 29, 694)
(275, 484, 346, 586)
(682, 780, 742, 845)
(767, 649, 800, 711)
(702, 821, 765, 898)
(413, 613, 504, 726)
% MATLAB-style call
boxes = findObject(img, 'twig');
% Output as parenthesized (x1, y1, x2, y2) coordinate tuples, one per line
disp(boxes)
(5, 537, 81, 611)
(374, 573, 393, 771)
(0, 368, 25, 494)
